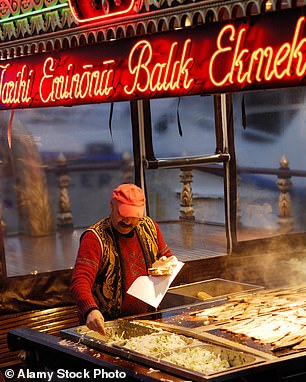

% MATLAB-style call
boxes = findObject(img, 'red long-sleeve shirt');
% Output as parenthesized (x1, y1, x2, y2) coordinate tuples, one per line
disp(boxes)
(70, 220, 173, 320)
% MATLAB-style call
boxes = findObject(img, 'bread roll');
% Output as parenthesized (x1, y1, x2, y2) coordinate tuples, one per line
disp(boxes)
(148, 266, 173, 276)
(148, 255, 178, 276)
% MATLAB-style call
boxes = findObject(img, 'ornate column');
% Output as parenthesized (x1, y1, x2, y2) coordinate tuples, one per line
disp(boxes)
(179, 168, 194, 220)
(277, 155, 293, 233)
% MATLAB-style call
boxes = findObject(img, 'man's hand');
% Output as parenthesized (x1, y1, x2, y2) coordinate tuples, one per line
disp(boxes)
(86, 309, 107, 335)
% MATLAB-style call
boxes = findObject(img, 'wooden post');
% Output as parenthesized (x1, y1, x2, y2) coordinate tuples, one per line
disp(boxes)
(56, 153, 73, 229)
(179, 168, 194, 220)
(277, 155, 293, 233)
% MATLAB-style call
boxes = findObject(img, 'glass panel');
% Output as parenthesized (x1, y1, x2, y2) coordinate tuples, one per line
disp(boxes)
(148, 96, 227, 258)
(145, 168, 227, 260)
(233, 87, 306, 240)
(145, 168, 179, 221)
(149, 95, 225, 224)
(145, 168, 225, 225)
(0, 102, 133, 276)
(150, 95, 215, 157)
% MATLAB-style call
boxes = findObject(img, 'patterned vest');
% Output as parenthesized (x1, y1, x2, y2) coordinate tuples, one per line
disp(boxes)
(82, 216, 159, 320)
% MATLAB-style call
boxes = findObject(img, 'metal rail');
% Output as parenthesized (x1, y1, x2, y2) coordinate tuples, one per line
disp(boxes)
(144, 153, 230, 169)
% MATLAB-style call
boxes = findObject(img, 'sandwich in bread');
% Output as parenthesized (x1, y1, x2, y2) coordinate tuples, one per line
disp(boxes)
(148, 255, 178, 276)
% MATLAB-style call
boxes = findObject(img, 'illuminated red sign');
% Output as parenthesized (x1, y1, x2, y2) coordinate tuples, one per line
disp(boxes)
(209, 16, 306, 87)
(0, 7, 305, 110)
(68, 0, 142, 23)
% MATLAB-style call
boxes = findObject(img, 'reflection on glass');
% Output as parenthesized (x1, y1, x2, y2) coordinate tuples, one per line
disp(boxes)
(150, 95, 215, 157)
(0, 103, 133, 276)
(149, 95, 224, 223)
(0, 95, 228, 276)
(148, 96, 227, 258)
(233, 87, 306, 240)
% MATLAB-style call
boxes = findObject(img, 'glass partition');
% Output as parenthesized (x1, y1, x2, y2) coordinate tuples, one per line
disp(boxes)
(146, 95, 227, 259)
(150, 95, 216, 158)
(148, 95, 225, 224)
(232, 87, 306, 241)
(0, 102, 133, 276)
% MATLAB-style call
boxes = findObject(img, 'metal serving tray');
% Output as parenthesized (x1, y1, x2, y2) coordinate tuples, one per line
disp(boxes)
(168, 278, 263, 300)
(61, 320, 267, 381)
(63, 320, 161, 342)
(157, 343, 258, 374)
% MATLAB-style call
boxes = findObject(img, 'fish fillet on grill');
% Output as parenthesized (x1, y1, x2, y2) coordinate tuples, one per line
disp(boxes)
(293, 339, 306, 350)
(191, 286, 306, 351)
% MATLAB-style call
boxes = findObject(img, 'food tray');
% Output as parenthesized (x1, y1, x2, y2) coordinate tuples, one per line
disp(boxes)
(61, 320, 267, 381)
(63, 320, 160, 342)
(169, 278, 263, 300)
(158, 343, 258, 375)
(112, 333, 260, 375)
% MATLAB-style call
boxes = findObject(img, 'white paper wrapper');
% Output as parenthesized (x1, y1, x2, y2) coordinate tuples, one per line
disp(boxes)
(126, 262, 184, 308)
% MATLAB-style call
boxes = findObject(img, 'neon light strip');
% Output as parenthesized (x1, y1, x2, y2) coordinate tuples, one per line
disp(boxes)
(0, 3, 68, 24)
(208, 16, 306, 87)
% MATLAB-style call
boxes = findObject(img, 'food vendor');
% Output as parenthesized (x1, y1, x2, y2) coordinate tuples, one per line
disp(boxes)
(70, 183, 178, 335)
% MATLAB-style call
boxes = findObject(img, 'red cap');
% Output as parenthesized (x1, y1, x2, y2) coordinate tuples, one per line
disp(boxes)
(112, 184, 145, 218)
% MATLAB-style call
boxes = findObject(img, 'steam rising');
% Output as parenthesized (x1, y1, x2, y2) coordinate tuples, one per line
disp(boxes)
(225, 240, 306, 289)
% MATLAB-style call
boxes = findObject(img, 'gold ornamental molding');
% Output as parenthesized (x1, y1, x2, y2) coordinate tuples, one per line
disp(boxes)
(0, 0, 302, 59)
